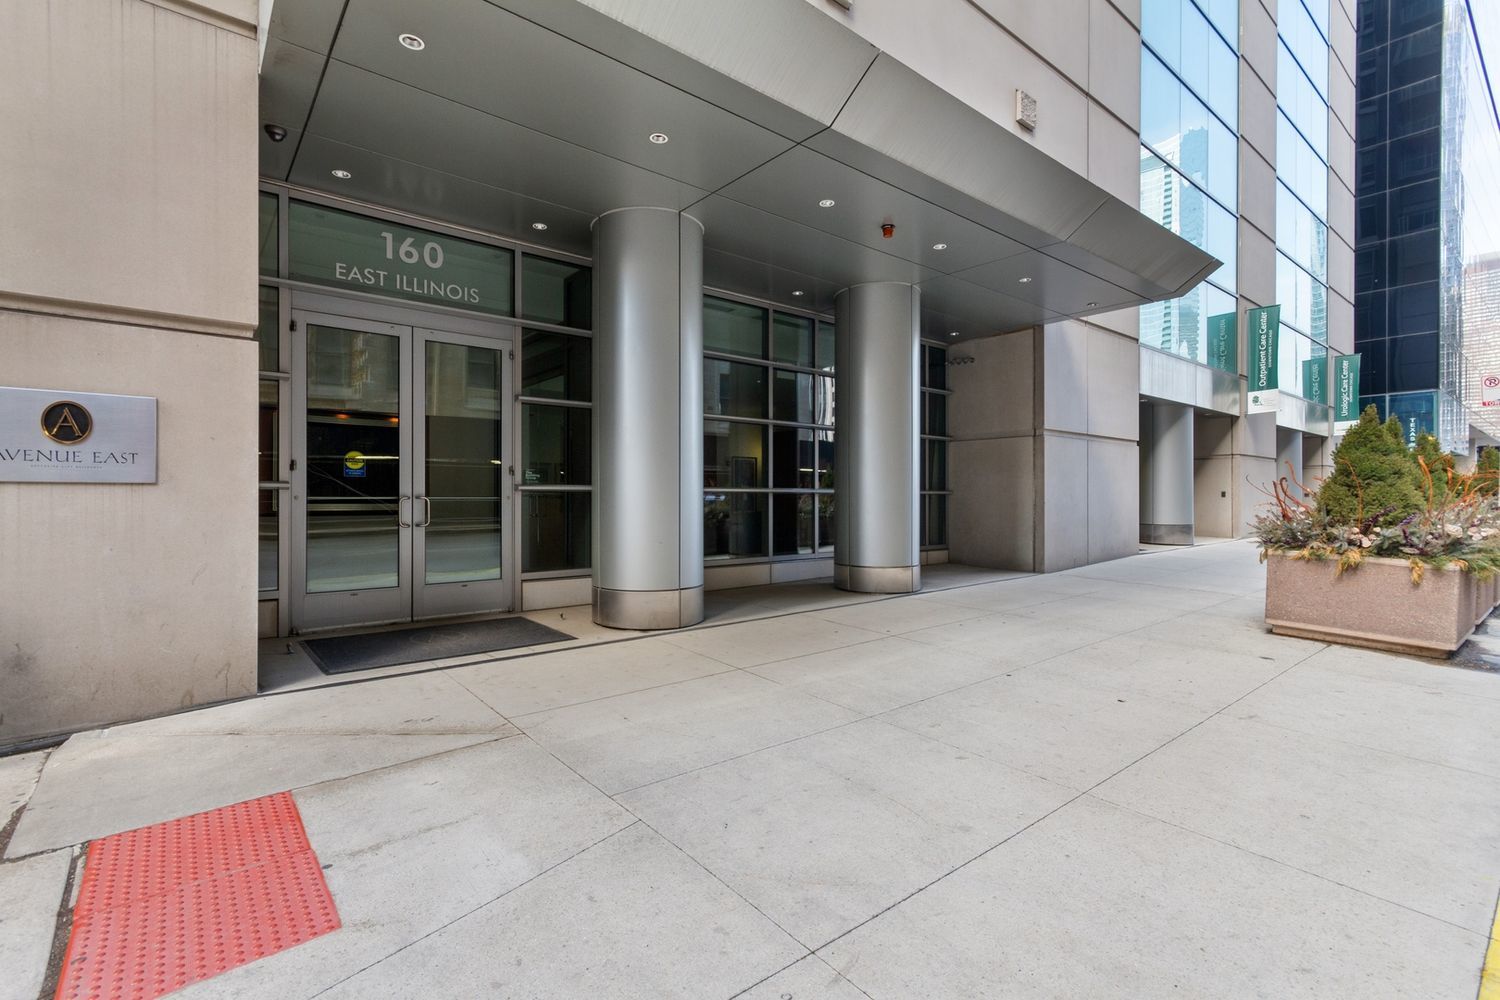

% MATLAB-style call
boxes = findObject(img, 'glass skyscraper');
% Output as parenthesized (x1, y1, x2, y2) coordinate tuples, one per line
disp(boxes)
(1356, 0, 1500, 450)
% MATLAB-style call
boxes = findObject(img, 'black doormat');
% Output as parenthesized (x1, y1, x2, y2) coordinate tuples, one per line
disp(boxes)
(302, 616, 575, 675)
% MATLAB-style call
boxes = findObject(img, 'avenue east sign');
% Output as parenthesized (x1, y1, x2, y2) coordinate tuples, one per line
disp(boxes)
(0, 386, 158, 483)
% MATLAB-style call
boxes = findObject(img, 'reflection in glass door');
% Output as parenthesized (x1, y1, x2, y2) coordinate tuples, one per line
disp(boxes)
(413, 332, 509, 619)
(291, 311, 511, 631)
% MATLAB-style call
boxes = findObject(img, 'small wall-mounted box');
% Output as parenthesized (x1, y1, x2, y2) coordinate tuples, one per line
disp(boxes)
(1015, 90, 1038, 131)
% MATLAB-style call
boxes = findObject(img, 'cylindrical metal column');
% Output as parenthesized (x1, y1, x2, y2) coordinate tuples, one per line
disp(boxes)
(1140, 401, 1194, 545)
(833, 282, 921, 593)
(591, 208, 704, 629)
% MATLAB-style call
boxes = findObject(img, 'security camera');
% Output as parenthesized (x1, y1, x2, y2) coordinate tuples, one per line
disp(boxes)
(264, 123, 288, 143)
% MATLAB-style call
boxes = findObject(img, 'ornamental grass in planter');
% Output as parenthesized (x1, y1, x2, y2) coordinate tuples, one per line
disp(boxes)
(1254, 405, 1500, 656)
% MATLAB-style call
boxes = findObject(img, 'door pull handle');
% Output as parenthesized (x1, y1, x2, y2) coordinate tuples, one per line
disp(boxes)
(417, 495, 433, 528)
(397, 495, 412, 528)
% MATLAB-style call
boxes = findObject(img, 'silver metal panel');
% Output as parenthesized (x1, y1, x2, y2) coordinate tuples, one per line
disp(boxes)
(0, 387, 157, 484)
(331, 0, 795, 193)
(708, 145, 1030, 275)
(951, 250, 1142, 315)
(1142, 402, 1194, 529)
(289, 136, 598, 257)
(1138, 346, 1242, 417)
(1058, 200, 1222, 298)
(836, 565, 921, 594)
(305, 62, 710, 214)
(593, 586, 705, 629)
(267, 0, 344, 54)
(592, 208, 702, 598)
(1275, 394, 1334, 436)
(259, 37, 324, 180)
(835, 283, 920, 584)
(701, 248, 842, 316)
(811, 55, 1105, 248)
(1209, 366, 1241, 414)
(915, 274, 1064, 335)
(493, 0, 876, 137)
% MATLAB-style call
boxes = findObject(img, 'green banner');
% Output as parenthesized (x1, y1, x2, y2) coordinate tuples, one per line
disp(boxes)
(1302, 356, 1327, 404)
(1207, 312, 1237, 374)
(1246, 305, 1280, 413)
(1333, 354, 1361, 430)
(288, 201, 514, 316)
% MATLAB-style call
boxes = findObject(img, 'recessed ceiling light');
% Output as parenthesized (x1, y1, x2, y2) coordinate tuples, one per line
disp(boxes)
(398, 33, 425, 51)
(791, 290, 805, 297)
(1086, 301, 1098, 308)
(649, 132, 670, 144)
(531, 222, 548, 231)
(949, 331, 960, 337)
(818, 199, 836, 208)
(1018, 276, 1033, 283)
(932, 243, 948, 251)
(331, 169, 351, 179)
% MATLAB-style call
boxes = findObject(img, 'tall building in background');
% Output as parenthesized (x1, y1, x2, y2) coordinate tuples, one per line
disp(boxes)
(1355, 0, 1500, 450)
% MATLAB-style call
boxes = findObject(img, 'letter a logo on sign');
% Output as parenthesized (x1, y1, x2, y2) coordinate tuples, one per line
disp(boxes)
(40, 401, 93, 444)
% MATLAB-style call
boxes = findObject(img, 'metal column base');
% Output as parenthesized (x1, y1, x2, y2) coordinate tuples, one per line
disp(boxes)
(1139, 523, 1195, 545)
(593, 586, 705, 630)
(834, 564, 921, 594)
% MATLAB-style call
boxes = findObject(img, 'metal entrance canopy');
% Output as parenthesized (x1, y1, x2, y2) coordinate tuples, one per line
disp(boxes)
(259, 0, 1219, 341)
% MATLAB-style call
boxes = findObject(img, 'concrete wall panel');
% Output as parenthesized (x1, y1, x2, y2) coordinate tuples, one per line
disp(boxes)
(1039, 434, 1090, 571)
(1239, 145, 1277, 248)
(0, 0, 258, 333)
(1239, 223, 1277, 309)
(949, 436, 1036, 571)
(1088, 437, 1139, 562)
(0, 313, 259, 742)
(1089, 104, 1141, 206)
(1088, 0, 1141, 130)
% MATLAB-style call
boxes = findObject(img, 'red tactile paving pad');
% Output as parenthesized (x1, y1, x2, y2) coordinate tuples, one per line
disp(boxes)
(56, 792, 341, 1000)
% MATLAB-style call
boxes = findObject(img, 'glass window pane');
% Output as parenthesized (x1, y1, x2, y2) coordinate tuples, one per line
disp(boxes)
(522, 492, 591, 572)
(705, 359, 768, 419)
(705, 492, 767, 559)
(1180, 6, 1209, 98)
(771, 313, 814, 367)
(816, 375, 835, 426)
(772, 426, 816, 488)
(258, 488, 279, 591)
(521, 256, 592, 329)
(1143, 0, 1182, 67)
(259, 193, 277, 276)
(522, 404, 591, 486)
(924, 345, 948, 389)
(772, 369, 815, 423)
(1141, 52, 1181, 154)
(259, 379, 279, 483)
(257, 286, 280, 372)
(924, 440, 948, 491)
(926, 392, 948, 436)
(424, 340, 505, 585)
(923, 495, 948, 547)
(816, 493, 835, 553)
(289, 201, 514, 316)
(704, 296, 766, 358)
(305, 325, 401, 593)
(818, 430, 835, 489)
(817, 322, 836, 371)
(772, 493, 815, 556)
(704, 421, 767, 488)
(521, 330, 591, 401)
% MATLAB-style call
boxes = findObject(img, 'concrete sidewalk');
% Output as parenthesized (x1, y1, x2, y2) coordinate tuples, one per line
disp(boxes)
(3, 540, 1499, 998)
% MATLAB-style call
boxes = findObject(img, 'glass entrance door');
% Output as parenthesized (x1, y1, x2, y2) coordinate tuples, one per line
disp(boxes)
(291, 310, 512, 631)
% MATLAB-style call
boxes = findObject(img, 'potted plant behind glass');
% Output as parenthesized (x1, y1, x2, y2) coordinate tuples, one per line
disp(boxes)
(1255, 405, 1500, 657)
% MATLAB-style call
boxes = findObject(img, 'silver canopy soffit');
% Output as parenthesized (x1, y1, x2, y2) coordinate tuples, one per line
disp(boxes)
(259, 0, 1219, 339)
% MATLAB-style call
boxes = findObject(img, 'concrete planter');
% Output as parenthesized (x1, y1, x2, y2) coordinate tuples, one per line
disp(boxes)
(1264, 551, 1498, 657)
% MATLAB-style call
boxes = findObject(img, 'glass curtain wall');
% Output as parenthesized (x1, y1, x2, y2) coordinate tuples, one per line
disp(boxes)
(257, 193, 288, 601)
(518, 257, 593, 574)
(1139, 0, 1240, 366)
(921, 345, 950, 548)
(703, 295, 835, 561)
(1275, 0, 1334, 401)
(1355, 0, 1444, 434)
(1442, 0, 1500, 450)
